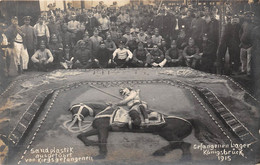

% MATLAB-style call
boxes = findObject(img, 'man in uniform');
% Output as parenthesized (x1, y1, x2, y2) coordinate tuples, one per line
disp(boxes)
(165, 40, 183, 67)
(147, 44, 166, 67)
(183, 37, 200, 69)
(199, 33, 217, 73)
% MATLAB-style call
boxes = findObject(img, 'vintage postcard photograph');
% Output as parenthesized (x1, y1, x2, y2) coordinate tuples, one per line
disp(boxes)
(0, 0, 259, 164)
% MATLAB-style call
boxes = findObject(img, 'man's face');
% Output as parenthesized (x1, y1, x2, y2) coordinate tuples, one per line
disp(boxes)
(171, 42, 177, 48)
(119, 44, 124, 49)
(80, 44, 85, 50)
(100, 44, 105, 49)
(121, 88, 130, 96)
(188, 39, 195, 46)
(202, 36, 208, 42)
(24, 19, 30, 25)
(153, 45, 158, 51)
(51, 37, 58, 43)
(12, 19, 18, 26)
(83, 35, 89, 42)
(232, 17, 240, 24)
(39, 18, 43, 24)
(94, 31, 99, 37)
(40, 44, 46, 50)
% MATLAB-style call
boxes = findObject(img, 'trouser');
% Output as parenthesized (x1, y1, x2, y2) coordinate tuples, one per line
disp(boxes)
(14, 42, 29, 70)
(37, 36, 48, 48)
(185, 58, 199, 69)
(27, 49, 35, 70)
(33, 62, 52, 72)
(129, 103, 148, 127)
(240, 47, 252, 75)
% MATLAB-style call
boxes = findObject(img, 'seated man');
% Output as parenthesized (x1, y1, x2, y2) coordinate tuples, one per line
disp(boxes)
(115, 87, 149, 129)
(132, 42, 149, 67)
(109, 40, 133, 68)
(73, 40, 93, 69)
(93, 41, 111, 68)
(31, 40, 54, 71)
(48, 34, 63, 68)
(165, 40, 183, 67)
(183, 37, 200, 69)
(147, 44, 166, 67)
(60, 44, 74, 69)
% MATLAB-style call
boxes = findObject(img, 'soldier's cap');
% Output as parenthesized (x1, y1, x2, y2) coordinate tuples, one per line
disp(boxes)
(189, 37, 194, 41)
(51, 34, 58, 39)
(64, 44, 70, 49)
(171, 40, 176, 44)
(11, 16, 18, 20)
(67, 2, 72, 5)
(118, 40, 125, 45)
(77, 40, 86, 46)
(202, 33, 208, 37)
(138, 42, 144, 46)
(39, 40, 46, 46)
(47, 4, 53, 8)
(0, 23, 7, 28)
(23, 16, 32, 21)
(233, 14, 239, 18)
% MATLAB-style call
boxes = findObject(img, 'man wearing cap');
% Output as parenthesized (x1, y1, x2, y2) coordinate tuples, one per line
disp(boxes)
(5, 16, 29, 73)
(60, 44, 74, 69)
(93, 40, 111, 68)
(183, 37, 200, 69)
(85, 11, 100, 36)
(151, 28, 163, 46)
(49, 34, 63, 68)
(191, 10, 205, 47)
(199, 33, 217, 73)
(165, 40, 183, 67)
(31, 41, 53, 71)
(104, 34, 117, 55)
(132, 42, 149, 67)
(47, 16, 61, 42)
(239, 12, 254, 76)
(110, 40, 133, 68)
(73, 41, 93, 69)
(21, 16, 37, 70)
(34, 16, 50, 48)
(147, 44, 166, 67)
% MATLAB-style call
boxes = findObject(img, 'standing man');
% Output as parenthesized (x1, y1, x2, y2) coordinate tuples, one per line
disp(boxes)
(21, 16, 37, 70)
(68, 14, 80, 45)
(5, 16, 29, 73)
(34, 16, 50, 48)
(239, 12, 254, 76)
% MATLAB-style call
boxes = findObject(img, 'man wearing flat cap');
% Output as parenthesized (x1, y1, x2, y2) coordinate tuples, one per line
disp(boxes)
(5, 16, 29, 73)
(34, 16, 50, 48)
(21, 16, 37, 70)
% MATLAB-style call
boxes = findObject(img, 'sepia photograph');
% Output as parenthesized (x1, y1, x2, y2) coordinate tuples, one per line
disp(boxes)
(0, 0, 259, 164)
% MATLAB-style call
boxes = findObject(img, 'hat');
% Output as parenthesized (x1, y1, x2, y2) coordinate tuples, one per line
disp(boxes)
(233, 14, 239, 18)
(11, 16, 18, 20)
(118, 40, 124, 45)
(202, 33, 208, 38)
(39, 40, 46, 46)
(23, 16, 32, 21)
(0, 23, 7, 29)
(51, 34, 58, 39)
(64, 44, 70, 49)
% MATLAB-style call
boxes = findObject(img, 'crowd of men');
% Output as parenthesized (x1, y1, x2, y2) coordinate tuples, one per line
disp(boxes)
(0, 1, 260, 78)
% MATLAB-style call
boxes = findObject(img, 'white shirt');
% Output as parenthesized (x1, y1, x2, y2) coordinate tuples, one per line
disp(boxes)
(113, 48, 133, 60)
(31, 49, 53, 63)
(34, 23, 50, 38)
(68, 20, 80, 32)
